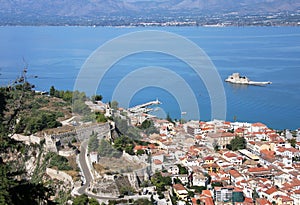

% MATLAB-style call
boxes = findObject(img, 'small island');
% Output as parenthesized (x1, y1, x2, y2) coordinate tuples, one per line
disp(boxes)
(225, 73, 272, 86)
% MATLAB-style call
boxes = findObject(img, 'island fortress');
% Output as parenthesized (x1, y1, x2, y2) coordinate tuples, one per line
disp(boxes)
(225, 73, 272, 85)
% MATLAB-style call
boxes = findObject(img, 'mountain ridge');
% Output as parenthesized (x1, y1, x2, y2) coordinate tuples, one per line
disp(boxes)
(0, 0, 299, 17)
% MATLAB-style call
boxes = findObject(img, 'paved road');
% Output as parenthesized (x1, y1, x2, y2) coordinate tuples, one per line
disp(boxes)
(78, 140, 91, 194)
(77, 140, 118, 200)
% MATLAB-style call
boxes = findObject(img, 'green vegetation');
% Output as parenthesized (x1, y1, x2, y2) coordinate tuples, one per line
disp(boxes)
(150, 172, 172, 197)
(228, 136, 247, 151)
(133, 198, 153, 205)
(177, 164, 188, 174)
(139, 120, 151, 129)
(88, 132, 99, 153)
(213, 139, 220, 152)
(114, 117, 129, 135)
(98, 139, 122, 158)
(190, 186, 206, 194)
(96, 112, 107, 123)
(0, 69, 54, 204)
(138, 120, 158, 135)
(49, 85, 90, 115)
(72, 194, 100, 205)
(166, 112, 174, 124)
(91, 94, 103, 103)
(113, 135, 135, 155)
(110, 101, 119, 110)
(211, 181, 223, 188)
(15, 110, 62, 135)
(288, 138, 296, 148)
(49, 152, 72, 170)
(73, 194, 88, 205)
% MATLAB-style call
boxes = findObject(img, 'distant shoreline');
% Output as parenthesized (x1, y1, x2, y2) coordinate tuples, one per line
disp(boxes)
(0, 24, 299, 28)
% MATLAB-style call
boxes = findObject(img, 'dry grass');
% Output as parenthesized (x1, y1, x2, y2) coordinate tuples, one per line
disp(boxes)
(95, 156, 145, 175)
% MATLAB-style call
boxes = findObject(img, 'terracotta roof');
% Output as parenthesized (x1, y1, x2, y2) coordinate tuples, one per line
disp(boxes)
(201, 190, 212, 197)
(201, 197, 214, 205)
(153, 159, 162, 165)
(255, 198, 271, 205)
(274, 195, 293, 202)
(229, 169, 242, 178)
(173, 184, 186, 191)
(265, 186, 277, 195)
(224, 152, 238, 158)
(203, 156, 214, 161)
(252, 122, 267, 127)
(248, 167, 270, 173)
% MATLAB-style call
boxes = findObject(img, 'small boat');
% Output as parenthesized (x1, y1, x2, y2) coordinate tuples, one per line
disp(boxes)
(225, 73, 271, 85)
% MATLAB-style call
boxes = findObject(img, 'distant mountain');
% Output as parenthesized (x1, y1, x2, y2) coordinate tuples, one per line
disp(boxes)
(0, 0, 299, 25)
(0, 0, 299, 17)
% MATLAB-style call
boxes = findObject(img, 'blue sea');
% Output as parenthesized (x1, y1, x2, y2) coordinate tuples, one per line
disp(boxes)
(0, 26, 299, 130)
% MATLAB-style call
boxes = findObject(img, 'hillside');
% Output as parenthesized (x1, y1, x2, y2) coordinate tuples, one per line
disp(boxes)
(0, 0, 299, 17)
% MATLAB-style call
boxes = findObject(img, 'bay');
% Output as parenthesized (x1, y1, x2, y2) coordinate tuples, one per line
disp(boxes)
(0, 26, 299, 130)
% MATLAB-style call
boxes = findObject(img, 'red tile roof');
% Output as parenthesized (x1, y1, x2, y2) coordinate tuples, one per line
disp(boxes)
(173, 183, 186, 191)
(265, 186, 277, 195)
(203, 156, 214, 161)
(248, 167, 270, 173)
(252, 122, 267, 127)
(153, 159, 162, 165)
(256, 198, 271, 205)
(229, 169, 242, 178)
(224, 152, 238, 158)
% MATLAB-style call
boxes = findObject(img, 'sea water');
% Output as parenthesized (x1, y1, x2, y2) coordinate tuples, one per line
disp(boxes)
(0, 26, 299, 130)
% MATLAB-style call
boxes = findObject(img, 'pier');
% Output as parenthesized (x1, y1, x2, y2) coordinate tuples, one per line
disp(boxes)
(128, 99, 161, 114)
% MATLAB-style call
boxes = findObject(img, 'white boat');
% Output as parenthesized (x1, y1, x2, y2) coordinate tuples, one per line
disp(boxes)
(225, 73, 271, 85)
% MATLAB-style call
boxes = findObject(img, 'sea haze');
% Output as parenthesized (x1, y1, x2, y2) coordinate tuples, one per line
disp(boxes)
(0, 26, 299, 130)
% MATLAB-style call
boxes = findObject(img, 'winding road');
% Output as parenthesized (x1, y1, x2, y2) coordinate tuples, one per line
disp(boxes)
(77, 140, 118, 200)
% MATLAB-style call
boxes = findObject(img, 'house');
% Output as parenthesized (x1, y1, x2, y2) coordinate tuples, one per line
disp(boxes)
(90, 152, 99, 163)
(223, 151, 243, 165)
(164, 164, 179, 175)
(207, 132, 235, 149)
(192, 172, 207, 187)
(255, 198, 272, 205)
(261, 186, 287, 203)
(291, 190, 300, 205)
(152, 159, 163, 172)
(173, 184, 188, 201)
(214, 186, 244, 203)
(229, 169, 244, 186)
(273, 195, 294, 205)
(203, 156, 215, 164)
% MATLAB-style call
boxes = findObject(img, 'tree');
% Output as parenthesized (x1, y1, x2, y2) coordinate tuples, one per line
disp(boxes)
(288, 138, 296, 148)
(133, 198, 152, 205)
(140, 120, 151, 129)
(73, 194, 89, 205)
(229, 137, 247, 151)
(177, 164, 188, 174)
(211, 181, 223, 188)
(49, 85, 55, 96)
(166, 112, 173, 123)
(110, 100, 118, 110)
(150, 172, 172, 193)
(136, 149, 145, 156)
(98, 139, 122, 158)
(89, 197, 100, 205)
(96, 112, 107, 123)
(88, 132, 99, 153)
(252, 189, 259, 201)
(0, 69, 54, 204)
(91, 95, 103, 103)
(213, 139, 220, 151)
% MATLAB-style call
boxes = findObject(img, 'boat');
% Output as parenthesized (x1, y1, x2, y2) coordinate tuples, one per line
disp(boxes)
(225, 73, 271, 86)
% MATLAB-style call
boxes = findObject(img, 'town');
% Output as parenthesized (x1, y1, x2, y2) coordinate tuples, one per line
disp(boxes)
(11, 94, 300, 205)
